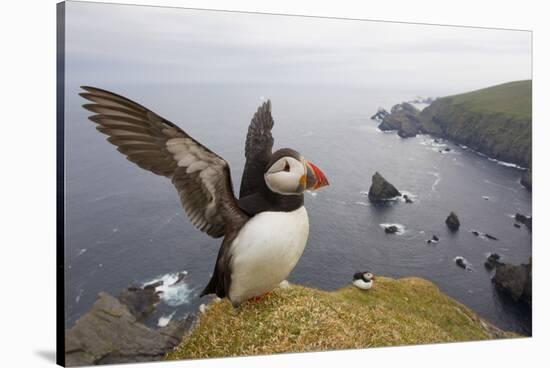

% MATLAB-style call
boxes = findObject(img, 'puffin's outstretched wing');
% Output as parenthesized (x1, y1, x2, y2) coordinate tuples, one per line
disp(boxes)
(80, 86, 248, 238)
(239, 100, 274, 198)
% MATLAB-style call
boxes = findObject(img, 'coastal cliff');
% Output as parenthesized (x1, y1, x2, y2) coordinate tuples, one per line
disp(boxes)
(374, 80, 532, 173)
(166, 277, 517, 360)
(419, 80, 532, 168)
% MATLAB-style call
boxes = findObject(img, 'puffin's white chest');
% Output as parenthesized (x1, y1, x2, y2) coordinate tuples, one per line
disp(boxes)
(228, 206, 309, 305)
(353, 279, 373, 290)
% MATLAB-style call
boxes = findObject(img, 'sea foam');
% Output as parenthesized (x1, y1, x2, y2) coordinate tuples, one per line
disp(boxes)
(143, 271, 193, 307)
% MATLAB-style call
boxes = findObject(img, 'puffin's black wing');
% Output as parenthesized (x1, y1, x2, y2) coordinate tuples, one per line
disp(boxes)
(239, 100, 274, 198)
(80, 86, 249, 239)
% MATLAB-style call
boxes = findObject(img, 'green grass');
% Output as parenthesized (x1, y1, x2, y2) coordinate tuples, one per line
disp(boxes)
(166, 277, 519, 360)
(448, 80, 532, 120)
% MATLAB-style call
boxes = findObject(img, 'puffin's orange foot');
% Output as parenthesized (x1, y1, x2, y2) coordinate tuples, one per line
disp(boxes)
(248, 291, 273, 303)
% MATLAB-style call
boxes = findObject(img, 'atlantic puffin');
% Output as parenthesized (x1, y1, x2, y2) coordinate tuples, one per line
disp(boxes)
(80, 87, 329, 307)
(352, 271, 375, 290)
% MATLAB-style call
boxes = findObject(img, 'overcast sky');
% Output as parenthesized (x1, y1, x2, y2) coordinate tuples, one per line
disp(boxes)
(65, 1, 531, 95)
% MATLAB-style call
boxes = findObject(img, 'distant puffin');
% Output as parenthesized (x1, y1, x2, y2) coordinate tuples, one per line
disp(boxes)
(353, 271, 375, 290)
(80, 87, 329, 307)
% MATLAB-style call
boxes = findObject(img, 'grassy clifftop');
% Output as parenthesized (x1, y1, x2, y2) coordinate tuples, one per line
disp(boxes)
(166, 277, 517, 360)
(449, 80, 531, 119)
(420, 80, 532, 167)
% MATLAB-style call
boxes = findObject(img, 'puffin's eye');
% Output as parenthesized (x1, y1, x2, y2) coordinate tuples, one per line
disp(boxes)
(283, 161, 290, 172)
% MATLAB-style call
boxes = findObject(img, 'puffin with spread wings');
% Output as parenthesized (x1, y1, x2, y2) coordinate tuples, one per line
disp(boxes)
(80, 86, 329, 307)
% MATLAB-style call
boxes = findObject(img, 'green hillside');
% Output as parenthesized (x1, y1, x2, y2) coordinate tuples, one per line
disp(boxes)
(450, 80, 532, 120)
(420, 80, 532, 168)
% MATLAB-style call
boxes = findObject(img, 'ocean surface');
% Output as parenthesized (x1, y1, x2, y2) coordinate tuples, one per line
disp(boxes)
(64, 83, 532, 335)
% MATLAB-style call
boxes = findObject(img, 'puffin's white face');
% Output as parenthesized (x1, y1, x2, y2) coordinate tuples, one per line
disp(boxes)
(363, 272, 375, 281)
(264, 156, 306, 195)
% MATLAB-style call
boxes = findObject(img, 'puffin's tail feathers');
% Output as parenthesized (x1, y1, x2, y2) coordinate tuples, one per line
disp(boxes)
(199, 270, 226, 298)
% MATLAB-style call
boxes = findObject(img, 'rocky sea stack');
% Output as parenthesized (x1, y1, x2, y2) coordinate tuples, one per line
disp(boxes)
(384, 225, 399, 234)
(377, 102, 421, 138)
(515, 213, 532, 231)
(368, 172, 401, 202)
(445, 212, 460, 231)
(493, 258, 532, 306)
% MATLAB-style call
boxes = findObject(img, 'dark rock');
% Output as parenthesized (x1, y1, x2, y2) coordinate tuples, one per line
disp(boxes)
(171, 271, 188, 286)
(368, 172, 401, 202)
(471, 230, 480, 236)
(118, 283, 162, 322)
(444, 147, 451, 152)
(433, 138, 440, 144)
(485, 234, 498, 241)
(445, 212, 460, 232)
(378, 117, 400, 131)
(493, 258, 532, 306)
(520, 169, 532, 192)
(377, 102, 421, 138)
(514, 223, 521, 229)
(397, 120, 418, 138)
(432, 235, 439, 241)
(515, 213, 532, 230)
(144, 280, 163, 289)
(384, 225, 399, 234)
(484, 253, 503, 270)
(403, 194, 413, 203)
(455, 257, 469, 270)
(371, 108, 389, 122)
(65, 291, 196, 366)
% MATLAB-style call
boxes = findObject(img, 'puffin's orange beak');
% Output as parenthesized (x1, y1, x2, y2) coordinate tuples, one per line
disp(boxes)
(305, 160, 329, 191)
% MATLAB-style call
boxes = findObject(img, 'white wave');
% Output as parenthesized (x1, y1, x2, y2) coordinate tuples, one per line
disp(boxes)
(399, 190, 417, 202)
(307, 191, 318, 197)
(142, 271, 193, 307)
(76, 248, 87, 257)
(355, 201, 369, 206)
(157, 311, 176, 327)
(487, 158, 526, 170)
(427, 171, 441, 192)
(379, 223, 406, 234)
(75, 289, 83, 303)
(112, 228, 119, 233)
